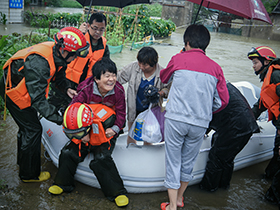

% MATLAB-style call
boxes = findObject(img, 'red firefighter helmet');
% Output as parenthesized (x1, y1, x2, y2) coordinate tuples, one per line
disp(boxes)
(54, 27, 89, 58)
(63, 102, 94, 140)
(247, 46, 276, 61)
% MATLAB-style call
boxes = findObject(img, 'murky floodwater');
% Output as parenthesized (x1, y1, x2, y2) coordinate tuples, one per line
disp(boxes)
(1, 7, 280, 210)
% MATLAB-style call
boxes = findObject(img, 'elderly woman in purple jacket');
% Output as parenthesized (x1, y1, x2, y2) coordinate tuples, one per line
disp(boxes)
(71, 62, 126, 135)
(48, 57, 129, 207)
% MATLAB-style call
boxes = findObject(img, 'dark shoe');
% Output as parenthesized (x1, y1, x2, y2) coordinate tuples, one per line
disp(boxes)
(265, 187, 278, 204)
(199, 182, 218, 192)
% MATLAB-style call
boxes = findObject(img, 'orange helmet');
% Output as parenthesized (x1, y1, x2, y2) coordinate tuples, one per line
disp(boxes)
(247, 46, 276, 61)
(63, 102, 94, 140)
(55, 27, 89, 58)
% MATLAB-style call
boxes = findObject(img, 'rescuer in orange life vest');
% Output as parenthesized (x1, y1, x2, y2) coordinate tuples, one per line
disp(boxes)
(48, 12, 110, 113)
(248, 46, 280, 207)
(48, 57, 128, 207)
(0, 27, 89, 182)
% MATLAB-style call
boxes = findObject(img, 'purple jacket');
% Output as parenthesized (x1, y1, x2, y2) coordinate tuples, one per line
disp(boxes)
(71, 76, 126, 134)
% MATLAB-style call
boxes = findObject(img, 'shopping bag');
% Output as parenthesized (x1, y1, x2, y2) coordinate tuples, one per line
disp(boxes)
(129, 104, 162, 143)
(151, 106, 166, 142)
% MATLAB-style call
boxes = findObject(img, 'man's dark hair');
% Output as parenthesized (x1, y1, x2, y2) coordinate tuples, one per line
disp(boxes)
(183, 24, 210, 52)
(137, 46, 158, 67)
(89, 12, 107, 26)
(92, 57, 117, 79)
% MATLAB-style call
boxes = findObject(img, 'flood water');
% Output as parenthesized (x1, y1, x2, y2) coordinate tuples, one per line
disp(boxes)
(1, 9, 280, 210)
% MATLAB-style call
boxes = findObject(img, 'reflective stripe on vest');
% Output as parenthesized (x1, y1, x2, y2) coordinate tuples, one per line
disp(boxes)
(65, 34, 106, 84)
(260, 64, 280, 121)
(71, 104, 116, 146)
(3, 42, 56, 109)
(88, 103, 116, 146)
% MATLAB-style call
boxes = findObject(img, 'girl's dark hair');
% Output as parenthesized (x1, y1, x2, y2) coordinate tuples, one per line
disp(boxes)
(137, 47, 158, 67)
(183, 24, 210, 52)
(92, 57, 117, 79)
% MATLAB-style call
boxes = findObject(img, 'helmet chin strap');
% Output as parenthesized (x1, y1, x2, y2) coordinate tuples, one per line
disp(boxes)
(64, 53, 75, 64)
(55, 45, 72, 64)
(255, 57, 267, 75)
(255, 65, 265, 75)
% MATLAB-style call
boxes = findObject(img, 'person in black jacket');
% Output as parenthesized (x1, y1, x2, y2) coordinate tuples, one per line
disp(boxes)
(247, 46, 280, 208)
(199, 82, 259, 191)
(0, 27, 89, 182)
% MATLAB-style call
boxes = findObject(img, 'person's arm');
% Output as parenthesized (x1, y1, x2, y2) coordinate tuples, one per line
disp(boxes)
(213, 69, 229, 113)
(24, 54, 63, 125)
(117, 61, 135, 84)
(157, 64, 171, 98)
(79, 22, 88, 34)
(103, 45, 110, 58)
(51, 66, 72, 95)
(251, 99, 267, 120)
(160, 58, 175, 84)
(111, 83, 126, 134)
(271, 68, 280, 130)
(70, 81, 89, 105)
(159, 81, 172, 98)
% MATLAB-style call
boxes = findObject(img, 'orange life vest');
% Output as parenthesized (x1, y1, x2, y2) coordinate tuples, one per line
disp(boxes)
(3, 42, 56, 109)
(259, 64, 280, 121)
(72, 104, 116, 156)
(65, 34, 106, 84)
(88, 103, 116, 146)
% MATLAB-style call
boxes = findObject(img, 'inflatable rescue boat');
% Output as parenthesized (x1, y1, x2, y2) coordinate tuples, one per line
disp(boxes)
(41, 81, 275, 193)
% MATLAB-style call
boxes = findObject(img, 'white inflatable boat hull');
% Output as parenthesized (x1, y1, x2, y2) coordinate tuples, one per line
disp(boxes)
(41, 81, 275, 193)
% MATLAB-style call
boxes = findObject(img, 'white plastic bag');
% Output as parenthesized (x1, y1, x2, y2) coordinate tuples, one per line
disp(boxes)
(128, 104, 162, 143)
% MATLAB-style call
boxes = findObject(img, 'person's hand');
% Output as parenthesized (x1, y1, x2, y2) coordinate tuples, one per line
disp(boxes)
(158, 90, 165, 97)
(67, 88, 77, 98)
(105, 128, 116, 138)
(79, 22, 88, 34)
(81, 134, 90, 144)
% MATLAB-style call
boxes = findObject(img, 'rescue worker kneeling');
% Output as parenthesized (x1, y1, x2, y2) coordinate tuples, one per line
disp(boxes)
(48, 102, 129, 207)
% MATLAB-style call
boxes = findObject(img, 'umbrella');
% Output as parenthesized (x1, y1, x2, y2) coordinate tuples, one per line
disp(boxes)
(188, 0, 272, 25)
(77, 0, 150, 22)
(77, 0, 150, 8)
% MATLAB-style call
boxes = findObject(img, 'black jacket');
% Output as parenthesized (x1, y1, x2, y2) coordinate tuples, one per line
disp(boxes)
(209, 82, 260, 139)
(3, 45, 68, 125)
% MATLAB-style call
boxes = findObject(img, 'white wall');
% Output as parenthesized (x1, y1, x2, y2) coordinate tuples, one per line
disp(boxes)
(0, 0, 24, 23)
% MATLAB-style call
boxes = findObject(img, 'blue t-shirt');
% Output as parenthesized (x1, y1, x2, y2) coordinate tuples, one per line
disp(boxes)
(136, 77, 155, 112)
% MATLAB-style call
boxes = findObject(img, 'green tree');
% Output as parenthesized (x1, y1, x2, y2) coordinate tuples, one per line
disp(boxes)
(261, 0, 279, 14)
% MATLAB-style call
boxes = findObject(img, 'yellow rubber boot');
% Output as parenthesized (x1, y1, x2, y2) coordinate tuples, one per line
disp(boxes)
(115, 195, 129, 207)
(22, 171, 51, 183)
(48, 185, 63, 195)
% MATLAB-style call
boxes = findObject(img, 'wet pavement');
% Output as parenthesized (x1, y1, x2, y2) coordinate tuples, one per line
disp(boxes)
(0, 116, 277, 210)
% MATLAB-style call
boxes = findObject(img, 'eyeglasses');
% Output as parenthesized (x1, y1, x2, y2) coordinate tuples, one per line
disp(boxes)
(90, 25, 105, 33)
(63, 125, 91, 140)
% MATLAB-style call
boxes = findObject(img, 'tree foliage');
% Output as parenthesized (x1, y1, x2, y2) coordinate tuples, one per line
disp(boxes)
(261, 0, 279, 14)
